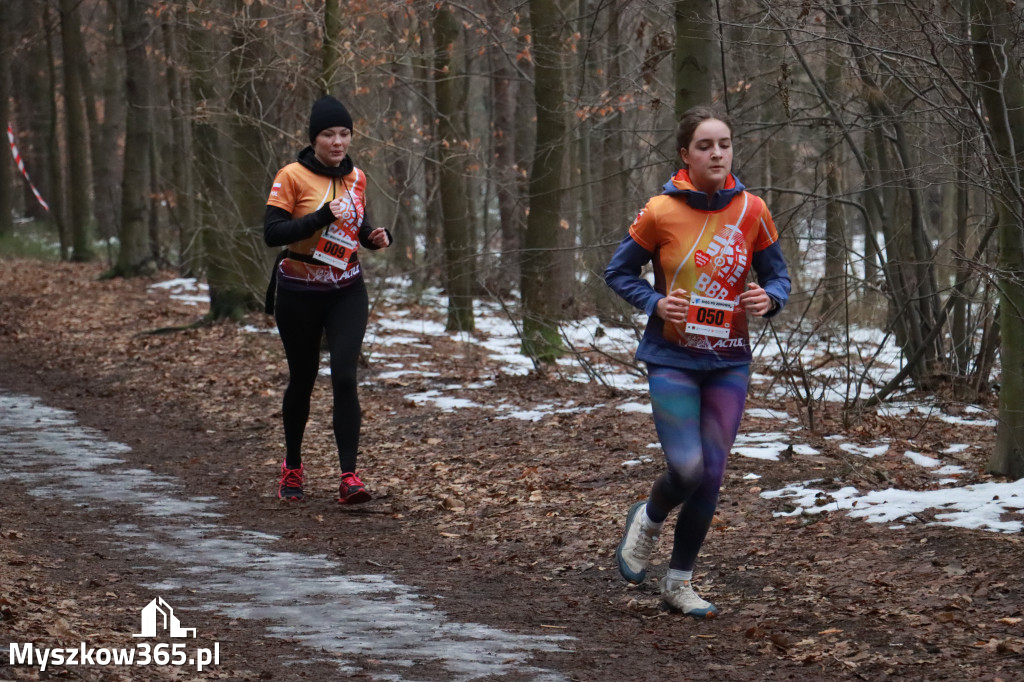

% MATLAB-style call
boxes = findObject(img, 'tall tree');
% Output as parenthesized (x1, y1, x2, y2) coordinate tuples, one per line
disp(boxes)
(59, 0, 96, 261)
(112, 0, 156, 277)
(8, 2, 64, 237)
(0, 1, 14, 237)
(322, 0, 343, 91)
(972, 0, 1024, 478)
(488, 0, 522, 292)
(43, 4, 70, 258)
(160, 4, 197, 275)
(94, 0, 126, 246)
(673, 0, 715, 116)
(432, 2, 475, 332)
(521, 0, 572, 362)
(187, 0, 267, 320)
(819, 37, 847, 316)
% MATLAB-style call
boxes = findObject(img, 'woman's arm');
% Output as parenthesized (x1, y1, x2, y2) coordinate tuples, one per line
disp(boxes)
(263, 204, 335, 247)
(357, 210, 392, 249)
(604, 234, 663, 317)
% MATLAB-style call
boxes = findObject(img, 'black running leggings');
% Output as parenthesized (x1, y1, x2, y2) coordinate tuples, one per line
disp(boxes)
(274, 281, 368, 473)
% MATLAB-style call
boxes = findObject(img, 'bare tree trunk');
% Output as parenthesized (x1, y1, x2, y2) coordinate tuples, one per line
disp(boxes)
(44, 5, 69, 258)
(595, 4, 632, 319)
(412, 4, 443, 286)
(187, 0, 267, 320)
(819, 36, 847, 316)
(322, 0, 343, 92)
(762, 28, 802, 301)
(59, 0, 96, 262)
(575, 0, 597, 305)
(0, 1, 14, 236)
(161, 5, 197, 275)
(95, 0, 126, 247)
(383, 11, 415, 272)
(11, 3, 56, 224)
(950, 138, 972, 380)
(112, 0, 155, 277)
(433, 3, 475, 332)
(820, 132, 847, 316)
(673, 0, 715, 116)
(972, 0, 1024, 478)
(844, 5, 941, 385)
(522, 0, 572, 362)
(488, 0, 521, 293)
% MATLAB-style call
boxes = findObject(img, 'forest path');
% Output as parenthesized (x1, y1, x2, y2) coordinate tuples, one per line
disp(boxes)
(1, 258, 1020, 681)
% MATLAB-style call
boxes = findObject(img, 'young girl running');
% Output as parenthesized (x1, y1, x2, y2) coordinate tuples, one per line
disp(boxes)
(605, 105, 790, 617)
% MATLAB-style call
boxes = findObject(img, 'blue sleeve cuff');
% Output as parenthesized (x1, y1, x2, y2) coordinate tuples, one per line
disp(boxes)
(752, 242, 791, 317)
(644, 294, 664, 318)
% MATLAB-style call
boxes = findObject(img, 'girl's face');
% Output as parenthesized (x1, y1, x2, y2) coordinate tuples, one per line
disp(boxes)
(313, 126, 352, 167)
(680, 118, 733, 195)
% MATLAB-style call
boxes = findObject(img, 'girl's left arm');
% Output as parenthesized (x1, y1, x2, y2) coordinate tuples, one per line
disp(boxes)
(751, 241, 790, 318)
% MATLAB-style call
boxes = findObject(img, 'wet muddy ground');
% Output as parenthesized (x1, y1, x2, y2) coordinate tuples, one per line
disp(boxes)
(1, 259, 1022, 681)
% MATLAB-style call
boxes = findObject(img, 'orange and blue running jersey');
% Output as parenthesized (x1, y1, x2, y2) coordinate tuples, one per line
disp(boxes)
(605, 169, 790, 370)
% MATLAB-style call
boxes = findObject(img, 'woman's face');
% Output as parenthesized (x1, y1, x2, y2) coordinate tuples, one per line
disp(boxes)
(680, 118, 733, 195)
(313, 126, 352, 167)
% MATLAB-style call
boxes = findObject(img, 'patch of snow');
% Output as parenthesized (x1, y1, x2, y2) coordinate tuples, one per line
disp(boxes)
(904, 451, 940, 468)
(839, 442, 890, 458)
(762, 479, 1024, 533)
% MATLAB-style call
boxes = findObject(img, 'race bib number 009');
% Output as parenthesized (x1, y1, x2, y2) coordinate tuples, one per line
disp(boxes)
(312, 224, 358, 270)
(685, 295, 734, 339)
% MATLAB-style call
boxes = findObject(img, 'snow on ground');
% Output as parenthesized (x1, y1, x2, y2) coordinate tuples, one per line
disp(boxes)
(149, 274, 1017, 534)
(147, 278, 209, 306)
(762, 478, 1024, 533)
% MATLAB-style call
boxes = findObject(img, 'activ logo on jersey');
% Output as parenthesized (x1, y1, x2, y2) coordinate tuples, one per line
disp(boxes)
(6, 596, 220, 673)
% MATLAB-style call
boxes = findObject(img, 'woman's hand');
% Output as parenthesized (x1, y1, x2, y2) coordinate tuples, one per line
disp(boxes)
(368, 227, 390, 248)
(739, 282, 774, 317)
(328, 198, 346, 220)
(656, 288, 689, 324)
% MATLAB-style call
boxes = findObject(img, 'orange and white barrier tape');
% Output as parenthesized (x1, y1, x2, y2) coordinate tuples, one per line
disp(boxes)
(6, 123, 50, 211)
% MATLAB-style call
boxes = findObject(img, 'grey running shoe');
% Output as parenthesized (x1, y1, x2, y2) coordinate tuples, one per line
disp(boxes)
(662, 579, 718, 619)
(616, 501, 658, 584)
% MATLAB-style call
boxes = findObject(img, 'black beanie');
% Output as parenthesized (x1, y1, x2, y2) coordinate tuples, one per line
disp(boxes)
(308, 95, 353, 143)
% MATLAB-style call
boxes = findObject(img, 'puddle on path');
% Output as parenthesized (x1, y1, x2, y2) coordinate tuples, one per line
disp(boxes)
(0, 390, 571, 681)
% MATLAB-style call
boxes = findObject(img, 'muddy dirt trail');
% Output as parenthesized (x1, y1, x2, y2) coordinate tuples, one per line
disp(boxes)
(1, 259, 1021, 681)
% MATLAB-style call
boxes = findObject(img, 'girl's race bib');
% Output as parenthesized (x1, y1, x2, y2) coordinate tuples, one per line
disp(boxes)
(684, 295, 734, 339)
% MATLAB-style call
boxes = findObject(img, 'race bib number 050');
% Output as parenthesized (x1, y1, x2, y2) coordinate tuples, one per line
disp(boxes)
(685, 295, 734, 339)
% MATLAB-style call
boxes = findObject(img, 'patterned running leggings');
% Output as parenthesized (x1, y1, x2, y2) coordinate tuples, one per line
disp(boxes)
(644, 363, 750, 571)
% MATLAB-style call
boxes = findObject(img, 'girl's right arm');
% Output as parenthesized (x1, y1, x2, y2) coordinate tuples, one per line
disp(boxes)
(603, 234, 664, 318)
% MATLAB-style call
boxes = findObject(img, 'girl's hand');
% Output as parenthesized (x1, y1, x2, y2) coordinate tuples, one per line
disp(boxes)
(656, 288, 689, 324)
(739, 282, 773, 317)
(368, 227, 390, 248)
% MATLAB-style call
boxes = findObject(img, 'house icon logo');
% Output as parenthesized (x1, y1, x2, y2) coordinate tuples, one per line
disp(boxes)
(132, 597, 197, 638)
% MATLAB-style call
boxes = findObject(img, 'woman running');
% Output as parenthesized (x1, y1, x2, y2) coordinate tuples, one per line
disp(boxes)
(264, 95, 391, 503)
(605, 105, 790, 617)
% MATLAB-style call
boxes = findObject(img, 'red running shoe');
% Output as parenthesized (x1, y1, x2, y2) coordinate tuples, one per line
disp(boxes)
(338, 471, 371, 504)
(278, 462, 304, 501)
